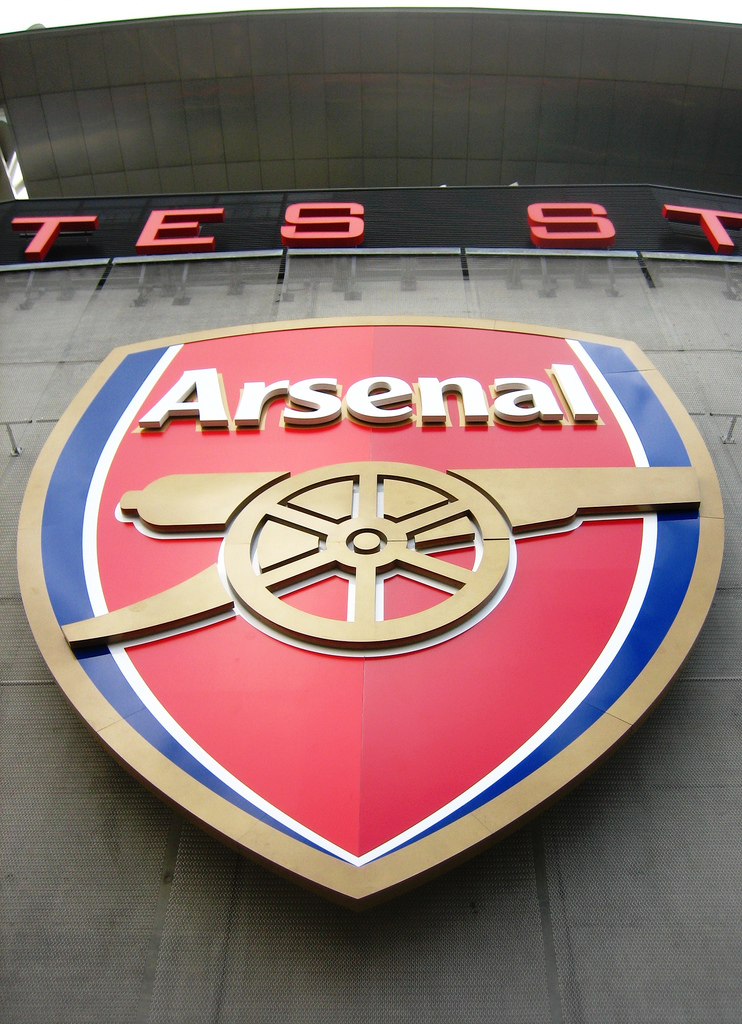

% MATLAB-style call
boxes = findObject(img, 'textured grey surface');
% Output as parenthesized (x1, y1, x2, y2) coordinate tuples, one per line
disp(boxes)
(67, 258, 282, 357)
(149, 824, 550, 1024)
(0, 266, 105, 362)
(645, 261, 742, 353)
(279, 254, 474, 319)
(0, 686, 171, 1024)
(543, 676, 742, 1024)
(0, 421, 56, 683)
(1, 256, 741, 1023)
(468, 255, 664, 349)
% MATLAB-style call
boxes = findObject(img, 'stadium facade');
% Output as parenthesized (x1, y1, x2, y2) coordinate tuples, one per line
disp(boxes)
(2, 10, 742, 1024)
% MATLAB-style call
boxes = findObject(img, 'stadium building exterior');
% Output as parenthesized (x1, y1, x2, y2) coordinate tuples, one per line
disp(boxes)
(1, 9, 742, 1023)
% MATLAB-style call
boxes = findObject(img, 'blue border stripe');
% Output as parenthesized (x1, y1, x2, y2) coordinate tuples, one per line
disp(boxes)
(586, 512, 698, 713)
(42, 349, 167, 626)
(581, 341, 690, 468)
(41, 350, 330, 855)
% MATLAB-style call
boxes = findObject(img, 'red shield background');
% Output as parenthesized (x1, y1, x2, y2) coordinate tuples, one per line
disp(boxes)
(93, 324, 641, 859)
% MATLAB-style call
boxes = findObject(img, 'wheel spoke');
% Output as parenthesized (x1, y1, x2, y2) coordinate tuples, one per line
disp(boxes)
(353, 560, 378, 624)
(413, 514, 475, 549)
(267, 504, 333, 538)
(396, 547, 472, 588)
(356, 465, 379, 520)
(260, 550, 336, 592)
(402, 499, 470, 539)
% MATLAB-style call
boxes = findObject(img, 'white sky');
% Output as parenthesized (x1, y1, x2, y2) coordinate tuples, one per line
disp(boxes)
(2, 1, 742, 36)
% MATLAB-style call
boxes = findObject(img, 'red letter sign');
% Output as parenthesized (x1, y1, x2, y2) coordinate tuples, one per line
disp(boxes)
(662, 204, 742, 254)
(281, 203, 364, 247)
(11, 216, 99, 261)
(527, 203, 615, 249)
(135, 208, 225, 255)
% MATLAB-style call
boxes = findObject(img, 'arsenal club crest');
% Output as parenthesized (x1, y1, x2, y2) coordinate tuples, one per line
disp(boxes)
(18, 318, 723, 906)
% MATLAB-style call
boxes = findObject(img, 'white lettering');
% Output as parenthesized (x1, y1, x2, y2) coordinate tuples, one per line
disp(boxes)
(493, 378, 564, 423)
(345, 377, 413, 425)
(140, 366, 596, 432)
(139, 368, 229, 429)
(418, 377, 490, 424)
(234, 380, 289, 427)
(551, 363, 599, 422)
(284, 378, 342, 426)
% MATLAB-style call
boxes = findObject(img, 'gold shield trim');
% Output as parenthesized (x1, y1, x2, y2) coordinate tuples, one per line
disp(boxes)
(18, 317, 724, 907)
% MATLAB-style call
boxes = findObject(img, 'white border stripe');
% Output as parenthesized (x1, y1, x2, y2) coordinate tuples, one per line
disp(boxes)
(567, 338, 648, 468)
(83, 345, 182, 616)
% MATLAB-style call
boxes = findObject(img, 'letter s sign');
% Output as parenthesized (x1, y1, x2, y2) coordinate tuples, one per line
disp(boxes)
(527, 203, 616, 249)
(281, 203, 365, 247)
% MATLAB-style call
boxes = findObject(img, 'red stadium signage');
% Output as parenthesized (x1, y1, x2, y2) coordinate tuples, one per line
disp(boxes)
(662, 204, 742, 254)
(527, 202, 616, 248)
(135, 208, 225, 255)
(8, 199, 742, 261)
(11, 215, 99, 260)
(280, 202, 365, 246)
(19, 318, 722, 905)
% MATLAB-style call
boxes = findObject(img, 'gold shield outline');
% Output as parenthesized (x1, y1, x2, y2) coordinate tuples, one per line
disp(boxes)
(18, 317, 724, 908)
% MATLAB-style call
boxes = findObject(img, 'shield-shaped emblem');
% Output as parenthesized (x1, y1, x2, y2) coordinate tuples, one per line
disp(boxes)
(19, 318, 723, 906)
